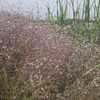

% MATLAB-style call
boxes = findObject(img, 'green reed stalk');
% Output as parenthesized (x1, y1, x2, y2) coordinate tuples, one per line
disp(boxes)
(82, 0, 86, 19)
(46, 3, 55, 21)
(70, 0, 75, 20)
(86, 63, 100, 74)
(59, 0, 64, 22)
(85, 0, 90, 22)
(3, 68, 8, 93)
(2, 57, 9, 99)
(97, 0, 100, 18)
(47, 6, 51, 20)
(56, 0, 68, 25)
(75, 0, 83, 19)
(72, 84, 79, 100)
(57, 0, 59, 21)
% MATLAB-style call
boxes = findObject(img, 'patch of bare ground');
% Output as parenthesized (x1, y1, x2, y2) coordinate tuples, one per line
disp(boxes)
(0, 11, 100, 100)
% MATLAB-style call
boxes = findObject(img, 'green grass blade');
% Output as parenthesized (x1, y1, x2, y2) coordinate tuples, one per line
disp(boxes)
(86, 63, 100, 74)
(72, 84, 79, 100)
(3, 67, 8, 89)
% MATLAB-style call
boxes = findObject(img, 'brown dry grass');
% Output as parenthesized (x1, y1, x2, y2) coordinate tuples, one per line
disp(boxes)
(0, 11, 100, 100)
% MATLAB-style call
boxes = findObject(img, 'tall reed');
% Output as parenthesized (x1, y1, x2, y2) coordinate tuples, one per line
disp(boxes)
(56, 0, 68, 25)
(70, 0, 75, 19)
(85, 0, 90, 21)
(46, 3, 54, 21)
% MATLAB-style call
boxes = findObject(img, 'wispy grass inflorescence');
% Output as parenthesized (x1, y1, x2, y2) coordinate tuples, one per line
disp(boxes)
(0, 4, 100, 100)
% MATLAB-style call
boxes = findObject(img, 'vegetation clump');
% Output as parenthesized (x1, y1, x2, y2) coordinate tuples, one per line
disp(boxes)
(0, 10, 100, 100)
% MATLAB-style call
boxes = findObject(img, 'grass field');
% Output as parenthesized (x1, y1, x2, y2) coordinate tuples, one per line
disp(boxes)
(0, 0, 100, 100)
